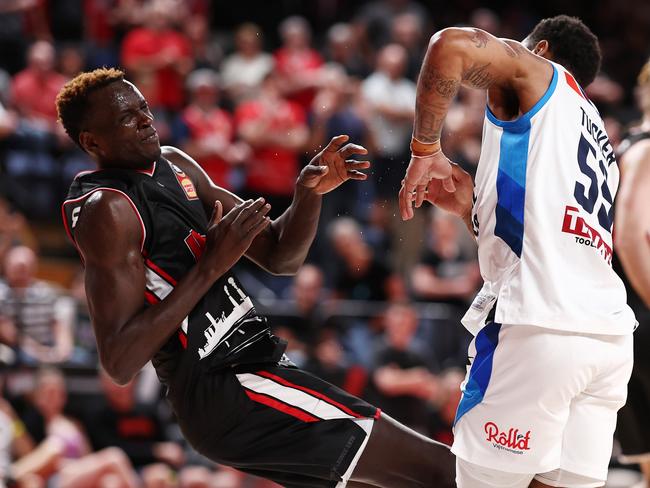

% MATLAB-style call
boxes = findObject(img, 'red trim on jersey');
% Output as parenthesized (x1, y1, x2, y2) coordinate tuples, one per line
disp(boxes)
(244, 389, 320, 422)
(144, 259, 178, 286)
(61, 188, 147, 252)
(565, 72, 586, 99)
(178, 331, 187, 349)
(136, 160, 157, 176)
(255, 370, 364, 419)
(374, 408, 382, 420)
(144, 290, 159, 304)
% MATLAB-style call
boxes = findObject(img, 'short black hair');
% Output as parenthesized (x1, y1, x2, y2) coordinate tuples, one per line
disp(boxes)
(55, 68, 125, 147)
(527, 15, 601, 87)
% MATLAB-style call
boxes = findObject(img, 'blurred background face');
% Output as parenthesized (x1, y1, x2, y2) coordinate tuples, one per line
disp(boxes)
(377, 44, 407, 80)
(145, 0, 173, 31)
(28, 41, 55, 73)
(187, 70, 220, 107)
(280, 17, 311, 49)
(236, 24, 263, 56)
(431, 211, 459, 245)
(293, 265, 323, 312)
(4, 246, 37, 289)
(384, 304, 418, 350)
(391, 13, 422, 49)
(34, 370, 67, 419)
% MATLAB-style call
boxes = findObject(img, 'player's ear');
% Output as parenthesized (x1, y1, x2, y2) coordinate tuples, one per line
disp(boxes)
(79, 130, 102, 159)
(532, 40, 551, 58)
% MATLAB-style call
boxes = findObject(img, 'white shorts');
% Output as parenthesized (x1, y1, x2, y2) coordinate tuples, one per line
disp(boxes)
(452, 323, 633, 484)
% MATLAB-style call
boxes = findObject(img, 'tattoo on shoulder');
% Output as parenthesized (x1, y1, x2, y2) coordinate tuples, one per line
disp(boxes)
(502, 42, 519, 58)
(420, 68, 460, 99)
(462, 62, 495, 89)
(470, 29, 489, 48)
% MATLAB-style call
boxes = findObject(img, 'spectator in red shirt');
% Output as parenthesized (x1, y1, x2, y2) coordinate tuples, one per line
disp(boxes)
(173, 69, 250, 190)
(273, 16, 324, 112)
(235, 70, 309, 213)
(11, 40, 65, 128)
(120, 0, 192, 111)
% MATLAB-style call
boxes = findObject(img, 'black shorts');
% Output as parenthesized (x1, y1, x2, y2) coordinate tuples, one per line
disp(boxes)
(172, 361, 379, 488)
(617, 318, 650, 461)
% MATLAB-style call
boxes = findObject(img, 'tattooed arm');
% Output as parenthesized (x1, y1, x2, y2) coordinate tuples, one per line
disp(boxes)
(400, 27, 554, 220)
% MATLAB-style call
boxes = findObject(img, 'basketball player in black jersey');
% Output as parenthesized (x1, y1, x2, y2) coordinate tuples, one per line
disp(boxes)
(614, 59, 650, 487)
(56, 68, 455, 488)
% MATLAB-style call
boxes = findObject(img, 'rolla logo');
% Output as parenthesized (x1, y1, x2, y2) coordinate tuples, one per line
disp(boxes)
(484, 422, 531, 451)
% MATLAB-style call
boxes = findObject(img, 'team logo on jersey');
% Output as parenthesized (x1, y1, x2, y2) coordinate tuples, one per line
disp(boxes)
(484, 422, 531, 454)
(170, 163, 198, 200)
(561, 206, 613, 264)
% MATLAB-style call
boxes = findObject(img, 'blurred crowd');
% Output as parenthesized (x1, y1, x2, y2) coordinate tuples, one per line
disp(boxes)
(0, 0, 648, 486)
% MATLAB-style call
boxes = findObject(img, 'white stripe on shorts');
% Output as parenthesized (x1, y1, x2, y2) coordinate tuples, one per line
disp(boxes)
(235, 373, 356, 421)
(336, 418, 373, 487)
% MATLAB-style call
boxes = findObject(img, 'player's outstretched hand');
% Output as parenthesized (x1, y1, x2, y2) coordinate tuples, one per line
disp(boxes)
(424, 163, 474, 219)
(201, 198, 271, 276)
(298, 135, 371, 195)
(399, 150, 455, 221)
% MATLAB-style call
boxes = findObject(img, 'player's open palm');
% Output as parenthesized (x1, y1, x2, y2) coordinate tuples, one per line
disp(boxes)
(202, 199, 271, 275)
(425, 163, 474, 218)
(298, 135, 371, 194)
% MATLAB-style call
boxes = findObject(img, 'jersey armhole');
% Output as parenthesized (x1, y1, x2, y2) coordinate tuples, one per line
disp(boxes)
(61, 187, 147, 253)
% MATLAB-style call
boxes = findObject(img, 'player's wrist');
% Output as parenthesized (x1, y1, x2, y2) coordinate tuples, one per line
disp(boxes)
(410, 137, 441, 157)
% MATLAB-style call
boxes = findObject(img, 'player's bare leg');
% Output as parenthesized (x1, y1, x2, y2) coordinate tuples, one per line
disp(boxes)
(349, 413, 455, 488)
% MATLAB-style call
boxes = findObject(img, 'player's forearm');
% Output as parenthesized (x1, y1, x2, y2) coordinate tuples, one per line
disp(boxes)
(414, 28, 496, 145)
(616, 225, 650, 307)
(263, 184, 322, 275)
(98, 263, 219, 384)
(413, 30, 464, 144)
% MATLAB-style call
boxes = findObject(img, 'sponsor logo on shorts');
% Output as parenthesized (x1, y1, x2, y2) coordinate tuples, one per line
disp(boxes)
(484, 421, 531, 455)
(561, 205, 612, 264)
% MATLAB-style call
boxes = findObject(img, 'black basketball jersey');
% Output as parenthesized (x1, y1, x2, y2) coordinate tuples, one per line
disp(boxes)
(62, 158, 287, 389)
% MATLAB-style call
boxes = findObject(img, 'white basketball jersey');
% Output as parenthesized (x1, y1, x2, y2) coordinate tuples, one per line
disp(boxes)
(463, 62, 636, 336)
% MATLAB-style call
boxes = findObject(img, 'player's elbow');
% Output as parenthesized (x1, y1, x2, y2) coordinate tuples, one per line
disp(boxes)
(99, 348, 137, 386)
(427, 27, 472, 58)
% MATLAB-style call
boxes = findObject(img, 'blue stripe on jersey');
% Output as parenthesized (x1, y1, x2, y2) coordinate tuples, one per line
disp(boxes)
(485, 65, 558, 257)
(454, 322, 502, 425)
(495, 129, 530, 257)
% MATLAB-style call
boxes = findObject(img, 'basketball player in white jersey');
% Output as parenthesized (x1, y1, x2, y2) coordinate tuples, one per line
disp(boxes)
(399, 15, 636, 488)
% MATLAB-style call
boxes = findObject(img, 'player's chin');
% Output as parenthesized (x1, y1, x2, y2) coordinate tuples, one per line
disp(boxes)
(140, 141, 162, 161)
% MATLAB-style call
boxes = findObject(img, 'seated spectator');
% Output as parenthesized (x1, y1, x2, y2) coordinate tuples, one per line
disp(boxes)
(0, 199, 36, 276)
(274, 16, 324, 112)
(390, 13, 426, 81)
(220, 23, 274, 103)
(20, 367, 139, 488)
(361, 43, 415, 201)
(173, 69, 250, 190)
(411, 209, 481, 307)
(11, 41, 65, 128)
(355, 0, 430, 50)
(303, 329, 368, 398)
(235, 70, 308, 213)
(82, 369, 185, 472)
(367, 303, 438, 434)
(121, 0, 193, 112)
(328, 217, 404, 303)
(0, 246, 73, 365)
(307, 65, 373, 261)
(273, 264, 330, 349)
(6, 41, 67, 217)
(183, 14, 222, 71)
